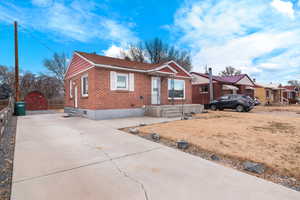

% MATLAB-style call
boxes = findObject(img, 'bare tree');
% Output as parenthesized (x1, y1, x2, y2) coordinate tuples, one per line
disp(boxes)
(288, 80, 300, 87)
(121, 43, 146, 63)
(144, 38, 167, 64)
(19, 72, 62, 99)
(121, 38, 193, 71)
(0, 65, 63, 100)
(19, 72, 37, 98)
(166, 48, 192, 72)
(219, 66, 242, 76)
(0, 65, 15, 89)
(35, 74, 62, 99)
(43, 53, 67, 86)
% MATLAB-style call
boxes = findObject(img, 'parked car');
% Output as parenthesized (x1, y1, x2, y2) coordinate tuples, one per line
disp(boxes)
(209, 94, 255, 112)
(253, 97, 261, 106)
(242, 95, 260, 106)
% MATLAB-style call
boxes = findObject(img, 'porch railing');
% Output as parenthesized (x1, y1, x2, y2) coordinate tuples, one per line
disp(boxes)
(0, 97, 14, 140)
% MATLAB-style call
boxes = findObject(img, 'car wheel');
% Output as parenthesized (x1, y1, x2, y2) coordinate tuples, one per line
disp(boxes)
(210, 105, 217, 111)
(236, 105, 244, 112)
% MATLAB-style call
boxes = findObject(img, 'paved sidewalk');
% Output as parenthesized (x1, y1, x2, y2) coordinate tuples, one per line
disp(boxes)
(11, 114, 300, 200)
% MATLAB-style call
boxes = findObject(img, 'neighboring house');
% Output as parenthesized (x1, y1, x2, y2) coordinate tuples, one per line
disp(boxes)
(282, 86, 300, 104)
(64, 51, 202, 120)
(254, 83, 285, 105)
(191, 72, 255, 105)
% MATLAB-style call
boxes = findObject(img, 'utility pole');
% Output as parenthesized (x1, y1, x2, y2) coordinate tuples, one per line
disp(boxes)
(14, 21, 19, 102)
(209, 67, 214, 102)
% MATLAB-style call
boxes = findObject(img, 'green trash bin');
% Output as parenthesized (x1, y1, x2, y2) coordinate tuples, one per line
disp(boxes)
(15, 102, 26, 116)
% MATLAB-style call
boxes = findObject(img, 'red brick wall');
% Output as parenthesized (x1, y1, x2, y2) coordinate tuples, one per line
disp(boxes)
(192, 83, 223, 104)
(65, 54, 93, 79)
(192, 83, 254, 104)
(237, 85, 254, 97)
(65, 67, 192, 110)
(65, 68, 96, 109)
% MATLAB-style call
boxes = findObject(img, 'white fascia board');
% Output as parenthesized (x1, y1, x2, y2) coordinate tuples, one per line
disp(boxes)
(165, 60, 192, 77)
(148, 64, 178, 73)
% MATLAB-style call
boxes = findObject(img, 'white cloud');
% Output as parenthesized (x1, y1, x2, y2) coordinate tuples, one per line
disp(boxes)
(31, 0, 52, 7)
(102, 45, 125, 58)
(0, 1, 138, 45)
(171, 0, 300, 84)
(271, 0, 295, 19)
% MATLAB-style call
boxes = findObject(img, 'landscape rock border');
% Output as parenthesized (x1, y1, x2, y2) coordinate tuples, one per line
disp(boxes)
(121, 126, 300, 192)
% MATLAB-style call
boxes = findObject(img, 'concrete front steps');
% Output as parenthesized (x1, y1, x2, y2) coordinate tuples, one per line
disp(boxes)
(145, 104, 204, 118)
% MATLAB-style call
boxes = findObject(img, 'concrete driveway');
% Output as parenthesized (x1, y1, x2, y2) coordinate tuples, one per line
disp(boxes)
(12, 114, 300, 200)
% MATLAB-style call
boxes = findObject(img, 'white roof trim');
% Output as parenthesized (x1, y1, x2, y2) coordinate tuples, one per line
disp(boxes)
(148, 64, 178, 73)
(65, 66, 94, 79)
(222, 85, 239, 90)
(245, 86, 255, 90)
(175, 75, 193, 79)
(165, 60, 192, 77)
(148, 71, 175, 75)
(66, 52, 192, 79)
(75, 52, 97, 65)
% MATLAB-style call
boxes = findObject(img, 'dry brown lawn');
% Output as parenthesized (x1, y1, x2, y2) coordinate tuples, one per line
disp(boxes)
(139, 108, 300, 179)
(255, 105, 300, 113)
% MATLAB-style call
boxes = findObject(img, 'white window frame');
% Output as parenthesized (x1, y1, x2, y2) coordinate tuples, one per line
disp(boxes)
(81, 74, 88, 97)
(168, 79, 185, 100)
(69, 80, 73, 98)
(116, 73, 129, 90)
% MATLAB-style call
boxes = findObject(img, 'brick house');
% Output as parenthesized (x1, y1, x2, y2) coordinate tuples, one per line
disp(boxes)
(282, 86, 300, 104)
(64, 51, 202, 120)
(191, 72, 255, 105)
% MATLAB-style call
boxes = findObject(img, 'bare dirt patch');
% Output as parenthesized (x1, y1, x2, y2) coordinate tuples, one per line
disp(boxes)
(254, 105, 300, 113)
(122, 108, 300, 191)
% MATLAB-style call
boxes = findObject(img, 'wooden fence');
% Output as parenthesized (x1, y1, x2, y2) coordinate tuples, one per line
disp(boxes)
(0, 98, 14, 140)
(48, 99, 64, 110)
(0, 100, 9, 111)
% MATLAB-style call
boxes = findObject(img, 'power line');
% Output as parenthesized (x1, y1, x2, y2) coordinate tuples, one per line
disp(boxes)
(18, 24, 56, 54)
(1, 18, 57, 54)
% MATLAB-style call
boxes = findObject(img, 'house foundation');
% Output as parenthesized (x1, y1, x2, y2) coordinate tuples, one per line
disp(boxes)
(65, 104, 204, 120)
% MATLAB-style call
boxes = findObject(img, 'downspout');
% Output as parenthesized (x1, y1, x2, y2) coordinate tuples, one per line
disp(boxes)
(209, 68, 214, 102)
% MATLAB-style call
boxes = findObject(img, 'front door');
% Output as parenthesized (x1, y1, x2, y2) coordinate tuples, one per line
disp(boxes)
(74, 86, 78, 108)
(151, 77, 161, 104)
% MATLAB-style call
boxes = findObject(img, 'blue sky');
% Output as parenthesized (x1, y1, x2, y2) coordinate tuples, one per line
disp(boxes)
(0, 0, 299, 84)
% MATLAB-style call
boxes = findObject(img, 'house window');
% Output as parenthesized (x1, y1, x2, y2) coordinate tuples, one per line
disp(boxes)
(69, 80, 73, 98)
(116, 73, 129, 90)
(81, 74, 88, 97)
(168, 79, 185, 99)
(199, 85, 209, 93)
(266, 90, 270, 98)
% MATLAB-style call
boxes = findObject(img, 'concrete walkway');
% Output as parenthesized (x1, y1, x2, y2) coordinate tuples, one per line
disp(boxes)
(12, 114, 299, 200)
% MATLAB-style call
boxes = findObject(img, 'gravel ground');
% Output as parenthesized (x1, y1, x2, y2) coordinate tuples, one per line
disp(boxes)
(0, 117, 17, 200)
(121, 124, 300, 192)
